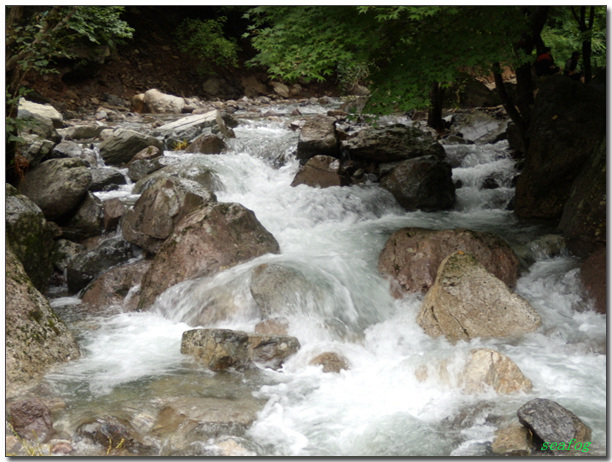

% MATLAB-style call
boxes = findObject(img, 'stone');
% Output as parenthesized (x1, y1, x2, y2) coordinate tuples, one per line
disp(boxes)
(187, 134, 227, 154)
(8, 398, 54, 443)
(254, 318, 289, 336)
(5, 184, 54, 291)
(50, 140, 85, 161)
(378, 227, 520, 296)
(270, 81, 290, 98)
(131, 93, 149, 112)
(76, 415, 152, 454)
(129, 145, 162, 163)
(450, 111, 508, 144)
(579, 247, 606, 314)
(6, 246, 80, 395)
(121, 176, 215, 254)
(18, 134, 56, 168)
(241, 75, 268, 97)
(181, 328, 251, 371)
(132, 160, 216, 195)
(81, 260, 152, 312)
(309, 352, 350, 373)
(127, 157, 164, 182)
(89, 167, 127, 192)
(102, 198, 127, 232)
(153, 110, 218, 147)
(491, 423, 530, 456)
(379, 155, 455, 211)
(18, 98, 63, 128)
(51, 239, 83, 273)
(143, 88, 185, 114)
(139, 202, 280, 309)
(517, 398, 592, 445)
(417, 251, 541, 343)
(248, 334, 300, 370)
(66, 237, 134, 293)
(100, 128, 164, 165)
(19, 158, 92, 220)
(341, 124, 446, 163)
(57, 124, 105, 140)
(290, 155, 349, 188)
(461, 349, 532, 394)
(61, 192, 104, 241)
(296, 115, 339, 162)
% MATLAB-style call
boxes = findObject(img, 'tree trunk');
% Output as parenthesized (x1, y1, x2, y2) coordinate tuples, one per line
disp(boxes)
(427, 82, 445, 131)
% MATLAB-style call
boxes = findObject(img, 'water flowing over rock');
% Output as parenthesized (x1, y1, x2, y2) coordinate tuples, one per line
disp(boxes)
(291, 155, 349, 188)
(461, 349, 532, 394)
(139, 202, 280, 309)
(132, 159, 216, 195)
(378, 228, 520, 296)
(143, 88, 185, 114)
(341, 124, 445, 163)
(89, 167, 127, 192)
(19, 158, 92, 221)
(379, 155, 455, 211)
(309, 352, 350, 373)
(514, 75, 605, 220)
(8, 398, 54, 443)
(417, 251, 541, 343)
(6, 246, 80, 395)
(248, 334, 301, 370)
(6, 184, 54, 291)
(517, 398, 592, 447)
(296, 115, 339, 162)
(100, 128, 164, 165)
(122, 176, 215, 254)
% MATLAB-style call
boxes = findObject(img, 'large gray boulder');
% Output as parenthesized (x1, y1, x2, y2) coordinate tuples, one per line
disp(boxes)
(89, 167, 127, 192)
(6, 246, 80, 396)
(417, 251, 541, 343)
(6, 184, 54, 292)
(341, 124, 445, 163)
(57, 124, 105, 140)
(296, 116, 339, 162)
(378, 227, 520, 296)
(132, 159, 216, 195)
(122, 176, 215, 254)
(18, 98, 63, 128)
(139, 202, 280, 309)
(100, 128, 164, 165)
(19, 158, 92, 221)
(379, 155, 455, 211)
(143, 88, 185, 114)
(154, 110, 218, 148)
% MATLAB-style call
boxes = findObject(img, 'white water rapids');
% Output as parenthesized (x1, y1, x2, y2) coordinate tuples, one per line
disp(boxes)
(45, 112, 605, 456)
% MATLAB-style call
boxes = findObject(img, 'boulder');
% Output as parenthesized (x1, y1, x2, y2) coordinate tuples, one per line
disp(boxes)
(6, 246, 80, 395)
(153, 111, 218, 147)
(76, 415, 152, 455)
(417, 251, 541, 343)
(241, 75, 268, 97)
(8, 398, 54, 443)
(517, 398, 592, 446)
(270, 81, 290, 98)
(57, 124, 105, 140)
(51, 239, 83, 273)
(19, 158, 92, 221)
(341, 124, 445, 163)
(450, 111, 508, 144)
(127, 158, 165, 182)
(121, 176, 215, 254)
(6, 184, 54, 291)
(100, 128, 164, 166)
(461, 349, 532, 394)
(61, 192, 103, 241)
(131, 93, 149, 113)
(579, 247, 606, 314)
(66, 237, 134, 293)
(378, 227, 520, 296)
(132, 160, 216, 195)
(18, 98, 63, 128)
(181, 328, 251, 371)
(514, 75, 605, 220)
(187, 134, 227, 154)
(290, 155, 349, 188)
(50, 140, 85, 161)
(379, 155, 455, 211)
(102, 198, 128, 232)
(81, 260, 152, 312)
(248, 334, 301, 370)
(129, 145, 162, 163)
(558, 137, 606, 257)
(89, 167, 126, 192)
(296, 116, 339, 162)
(254, 318, 289, 336)
(143, 88, 185, 114)
(309, 352, 350, 373)
(139, 202, 280, 309)
(18, 134, 56, 168)
(491, 424, 530, 456)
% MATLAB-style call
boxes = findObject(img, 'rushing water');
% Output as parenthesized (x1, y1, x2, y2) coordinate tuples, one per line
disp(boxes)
(44, 110, 606, 456)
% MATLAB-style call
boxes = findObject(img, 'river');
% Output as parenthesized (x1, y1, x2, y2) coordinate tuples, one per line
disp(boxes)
(44, 102, 606, 456)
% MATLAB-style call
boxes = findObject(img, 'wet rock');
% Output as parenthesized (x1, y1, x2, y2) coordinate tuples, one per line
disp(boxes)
(154, 110, 218, 147)
(76, 415, 152, 454)
(129, 145, 162, 163)
(51, 239, 84, 273)
(491, 423, 530, 456)
(61, 192, 104, 241)
(579, 247, 606, 314)
(205, 437, 258, 456)
(215, 111, 236, 138)
(248, 334, 301, 370)
(102, 198, 127, 232)
(378, 227, 520, 296)
(341, 124, 445, 163)
(57, 124, 105, 140)
(255, 318, 289, 336)
(132, 160, 216, 195)
(517, 398, 592, 446)
(291, 154, 349, 188)
(6, 184, 54, 291)
(417, 251, 541, 343)
(139, 202, 279, 309)
(127, 157, 165, 182)
(66, 237, 134, 293)
(309, 352, 350, 373)
(20, 158, 92, 221)
(50, 140, 85, 161)
(461, 349, 532, 394)
(187, 134, 227, 154)
(89, 167, 126, 192)
(18, 134, 57, 168)
(450, 111, 508, 144)
(100, 128, 164, 165)
(6, 246, 80, 395)
(50, 440, 74, 455)
(81, 259, 152, 312)
(296, 115, 339, 162)
(122, 176, 215, 254)
(143, 88, 185, 114)
(8, 398, 54, 443)
(379, 155, 455, 211)
(181, 328, 251, 371)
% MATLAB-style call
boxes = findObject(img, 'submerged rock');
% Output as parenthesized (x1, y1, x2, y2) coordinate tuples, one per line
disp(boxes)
(309, 352, 350, 373)
(248, 333, 301, 370)
(461, 349, 532, 394)
(181, 328, 251, 371)
(417, 251, 541, 343)
(8, 398, 54, 443)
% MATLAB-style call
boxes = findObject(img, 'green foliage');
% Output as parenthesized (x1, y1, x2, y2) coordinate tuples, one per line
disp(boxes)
(175, 17, 239, 73)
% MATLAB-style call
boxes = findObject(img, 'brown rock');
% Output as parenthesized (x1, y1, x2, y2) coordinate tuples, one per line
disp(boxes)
(128, 145, 162, 164)
(579, 247, 606, 313)
(309, 352, 350, 373)
(102, 198, 127, 232)
(461, 349, 532, 394)
(492, 423, 530, 456)
(378, 227, 520, 296)
(417, 251, 541, 343)
(8, 398, 54, 443)
(248, 334, 300, 370)
(181, 328, 251, 371)
(296, 116, 338, 162)
(290, 155, 348, 188)
(255, 318, 289, 336)
(187, 134, 227, 154)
